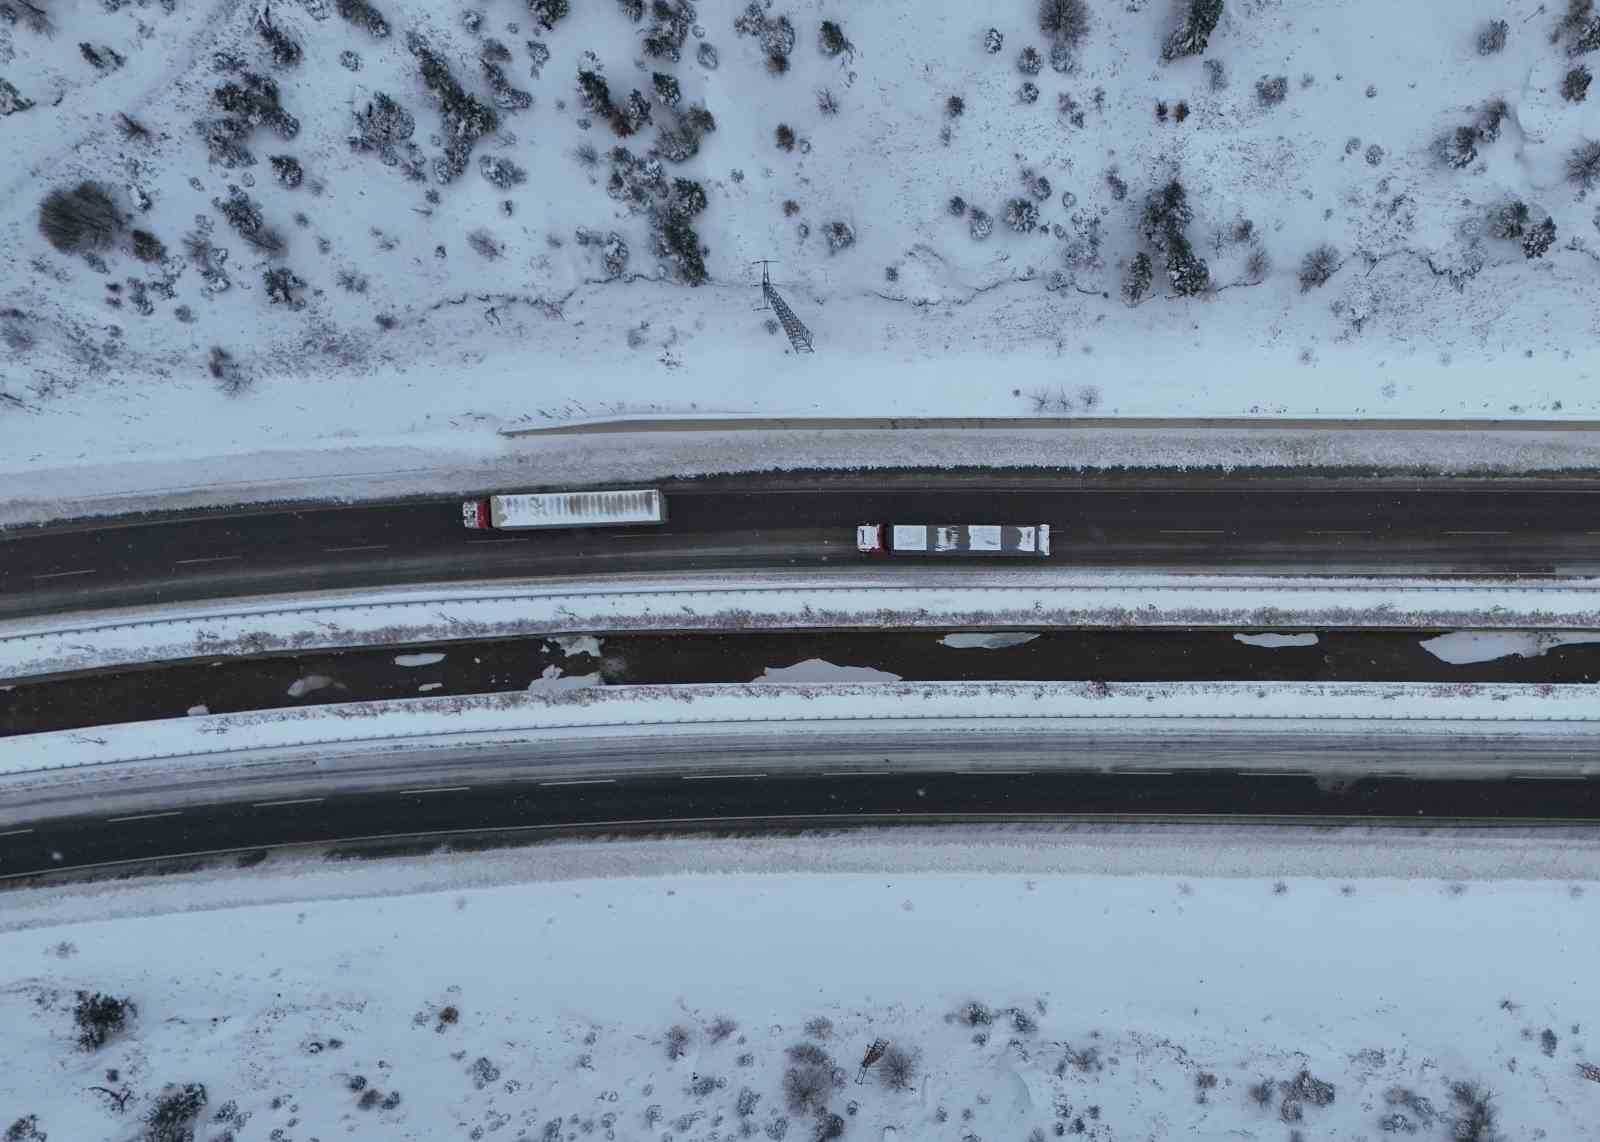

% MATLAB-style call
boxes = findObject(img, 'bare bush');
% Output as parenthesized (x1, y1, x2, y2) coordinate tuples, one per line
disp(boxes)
(1447, 1082, 1500, 1142)
(1255, 74, 1288, 106)
(408, 32, 498, 182)
(816, 87, 839, 115)
(270, 154, 303, 187)
(879, 1045, 919, 1091)
(214, 184, 283, 253)
(1298, 243, 1340, 291)
(1005, 197, 1039, 232)
(1123, 251, 1153, 302)
(256, 8, 301, 67)
(262, 266, 305, 305)
(466, 228, 503, 259)
(783, 1065, 830, 1114)
(0, 0, 52, 35)
(335, 0, 389, 36)
(115, 112, 150, 140)
(819, 19, 851, 56)
(665, 1024, 692, 1060)
(130, 229, 166, 262)
(144, 1084, 207, 1142)
(529, 0, 568, 30)
(1568, 138, 1600, 187)
(1564, 64, 1593, 101)
(1040, 0, 1089, 45)
(38, 182, 123, 253)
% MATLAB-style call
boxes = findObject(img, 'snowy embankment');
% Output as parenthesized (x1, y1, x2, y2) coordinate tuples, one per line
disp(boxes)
(4, 679, 1600, 781)
(4, 0, 1600, 505)
(9, 570, 1600, 680)
(2, 830, 1597, 1142)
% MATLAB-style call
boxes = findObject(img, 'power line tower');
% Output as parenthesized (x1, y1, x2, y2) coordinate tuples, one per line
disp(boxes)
(752, 260, 814, 353)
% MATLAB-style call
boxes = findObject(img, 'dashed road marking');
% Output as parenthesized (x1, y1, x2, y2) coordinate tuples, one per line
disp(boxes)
(0, 828, 34, 838)
(252, 797, 326, 808)
(396, 786, 472, 795)
(540, 779, 618, 787)
(104, 811, 182, 823)
(323, 544, 389, 553)
(30, 569, 97, 580)
(1444, 530, 1509, 536)
(174, 555, 243, 565)
(681, 773, 767, 781)
(1308, 530, 1370, 535)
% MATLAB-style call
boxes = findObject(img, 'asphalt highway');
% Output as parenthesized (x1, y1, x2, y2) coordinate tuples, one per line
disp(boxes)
(4, 765, 1597, 883)
(7, 478, 1600, 619)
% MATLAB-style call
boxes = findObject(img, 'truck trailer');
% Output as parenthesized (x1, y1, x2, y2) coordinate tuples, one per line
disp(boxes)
(462, 488, 667, 530)
(856, 523, 1051, 556)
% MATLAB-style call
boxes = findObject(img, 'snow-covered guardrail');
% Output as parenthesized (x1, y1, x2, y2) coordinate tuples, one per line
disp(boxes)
(7, 571, 1600, 681)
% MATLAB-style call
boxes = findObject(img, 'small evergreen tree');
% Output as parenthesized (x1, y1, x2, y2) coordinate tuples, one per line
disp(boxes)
(1123, 252, 1153, 303)
(1162, 0, 1223, 61)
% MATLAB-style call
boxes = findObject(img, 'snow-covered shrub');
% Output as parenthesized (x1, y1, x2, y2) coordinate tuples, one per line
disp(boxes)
(1568, 137, 1600, 187)
(945, 94, 965, 118)
(479, 154, 526, 188)
(348, 93, 416, 165)
(1204, 57, 1226, 90)
(215, 184, 282, 253)
(1123, 251, 1154, 302)
(1488, 199, 1529, 239)
(664, 1025, 693, 1059)
(269, 154, 303, 187)
(1141, 180, 1210, 295)
(1019, 81, 1040, 103)
(1161, 0, 1223, 61)
(1477, 18, 1508, 54)
(816, 87, 839, 115)
(527, 39, 552, 77)
(1017, 45, 1042, 74)
(652, 71, 681, 106)
(697, 41, 718, 69)
(1027, 172, 1051, 200)
(339, 49, 361, 70)
(1475, 98, 1508, 142)
(644, 0, 695, 61)
(0, 0, 52, 34)
(1436, 125, 1479, 168)
(824, 220, 856, 252)
(983, 27, 1004, 53)
(407, 32, 499, 182)
(213, 72, 300, 138)
(80, 43, 126, 72)
(969, 207, 993, 239)
(783, 1064, 831, 1113)
(775, 123, 796, 150)
(335, 0, 389, 38)
(483, 59, 533, 111)
(617, 0, 643, 20)
(1244, 247, 1269, 283)
(1446, 1082, 1497, 1142)
(1040, 0, 1089, 45)
(878, 1045, 919, 1091)
(602, 232, 629, 277)
(1106, 168, 1128, 200)
(38, 182, 123, 254)
(655, 103, 716, 162)
(1297, 243, 1339, 291)
(1564, 64, 1593, 101)
(1255, 74, 1287, 106)
(1365, 143, 1385, 165)
(256, 8, 301, 68)
(819, 19, 851, 56)
(145, 1083, 207, 1142)
(1048, 40, 1076, 73)
(1523, 218, 1557, 258)
(1565, 0, 1600, 55)
(1004, 197, 1039, 232)
(73, 991, 135, 1050)
(262, 265, 305, 306)
(947, 195, 967, 216)
(528, 0, 568, 32)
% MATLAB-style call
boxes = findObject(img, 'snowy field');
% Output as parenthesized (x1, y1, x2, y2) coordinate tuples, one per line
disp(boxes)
(3, 828, 1599, 1142)
(3, 0, 1600, 496)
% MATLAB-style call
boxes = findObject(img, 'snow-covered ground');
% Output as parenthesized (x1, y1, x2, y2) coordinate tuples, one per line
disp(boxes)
(9, 569, 1600, 680)
(3, 828, 1598, 1142)
(3, 0, 1600, 501)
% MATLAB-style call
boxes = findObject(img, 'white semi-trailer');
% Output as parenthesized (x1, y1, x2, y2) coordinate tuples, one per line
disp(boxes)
(856, 523, 1051, 557)
(462, 489, 667, 530)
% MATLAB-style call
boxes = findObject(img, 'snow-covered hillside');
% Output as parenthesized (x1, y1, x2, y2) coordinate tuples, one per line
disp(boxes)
(2, 0, 1600, 479)
(3, 829, 1598, 1142)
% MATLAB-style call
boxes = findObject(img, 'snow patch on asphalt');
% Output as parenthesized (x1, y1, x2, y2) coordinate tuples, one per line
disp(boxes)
(545, 635, 604, 658)
(285, 674, 336, 699)
(1234, 633, 1321, 649)
(186, 704, 208, 717)
(393, 652, 446, 668)
(757, 659, 904, 683)
(1421, 632, 1600, 665)
(526, 665, 602, 693)
(417, 683, 443, 693)
(939, 632, 1041, 650)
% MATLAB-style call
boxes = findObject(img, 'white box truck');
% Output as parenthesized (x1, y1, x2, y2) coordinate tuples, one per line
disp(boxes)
(462, 489, 667, 530)
(856, 523, 1050, 557)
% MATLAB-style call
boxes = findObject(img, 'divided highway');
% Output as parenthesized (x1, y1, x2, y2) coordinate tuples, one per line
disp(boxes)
(7, 477, 1600, 619)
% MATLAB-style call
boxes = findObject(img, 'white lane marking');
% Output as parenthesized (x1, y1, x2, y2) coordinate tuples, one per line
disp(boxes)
(821, 771, 875, 777)
(252, 797, 326, 808)
(1158, 529, 1225, 535)
(539, 779, 618, 787)
(1108, 770, 1176, 776)
(0, 828, 35, 838)
(952, 770, 1031, 775)
(1242, 771, 1307, 777)
(681, 773, 768, 781)
(104, 811, 182, 823)
(1308, 530, 1370, 535)
(1444, 530, 1510, 536)
(31, 569, 97, 580)
(174, 555, 243, 565)
(323, 544, 390, 553)
(1510, 774, 1574, 781)
(396, 786, 472, 795)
